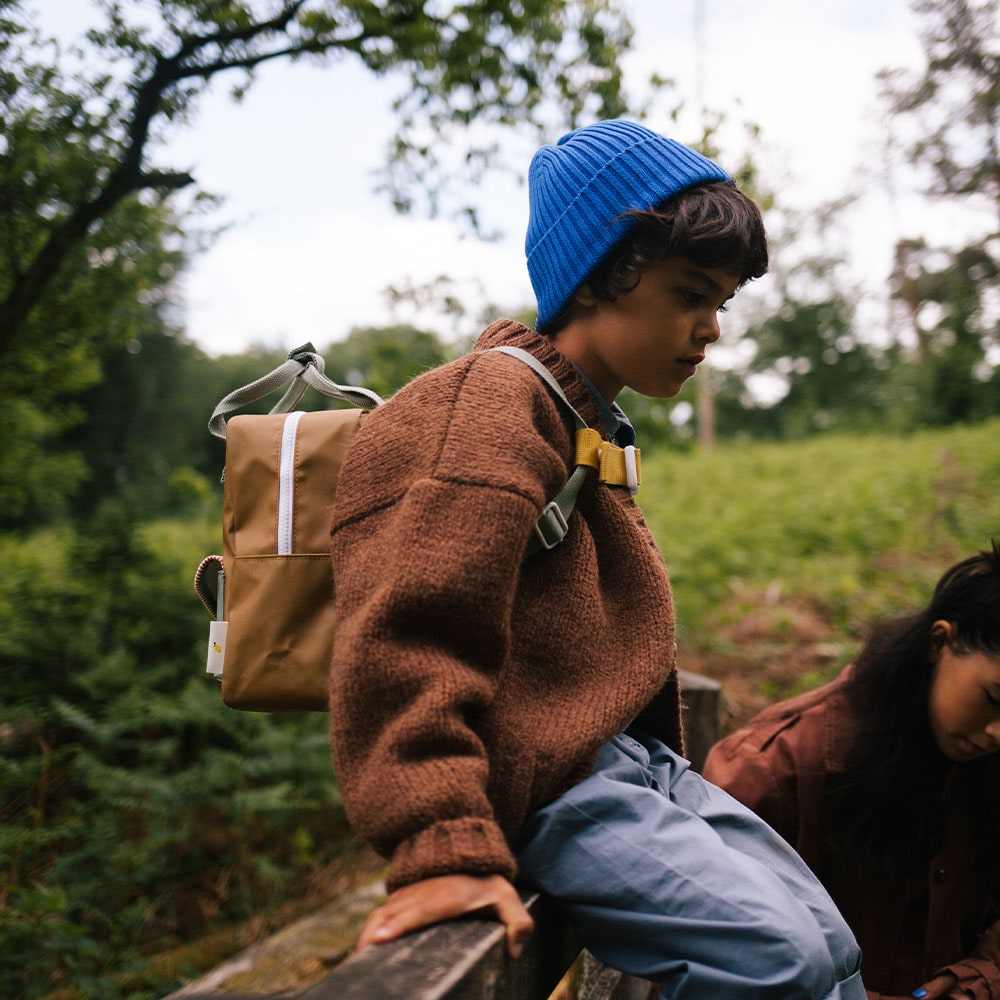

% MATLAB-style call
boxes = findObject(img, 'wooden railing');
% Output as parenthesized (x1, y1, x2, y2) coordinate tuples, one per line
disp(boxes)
(288, 890, 656, 1000)
(166, 670, 720, 1000)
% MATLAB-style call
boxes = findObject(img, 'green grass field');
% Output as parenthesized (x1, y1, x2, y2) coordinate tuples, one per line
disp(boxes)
(641, 417, 1000, 643)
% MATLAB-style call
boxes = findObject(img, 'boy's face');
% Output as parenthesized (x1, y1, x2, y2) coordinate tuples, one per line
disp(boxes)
(553, 256, 739, 403)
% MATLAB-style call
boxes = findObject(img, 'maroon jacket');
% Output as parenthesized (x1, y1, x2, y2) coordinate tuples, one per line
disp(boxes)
(703, 669, 1000, 1000)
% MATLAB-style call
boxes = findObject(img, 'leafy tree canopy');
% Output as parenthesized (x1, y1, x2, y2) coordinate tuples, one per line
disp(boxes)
(321, 322, 452, 400)
(880, 0, 1000, 218)
(877, 0, 1000, 419)
(1, 0, 638, 353)
(1, 0, 640, 524)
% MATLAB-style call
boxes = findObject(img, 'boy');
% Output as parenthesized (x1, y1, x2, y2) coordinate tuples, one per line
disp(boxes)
(329, 120, 865, 998)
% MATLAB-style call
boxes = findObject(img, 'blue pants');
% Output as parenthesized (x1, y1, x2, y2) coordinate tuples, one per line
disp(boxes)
(515, 730, 864, 999)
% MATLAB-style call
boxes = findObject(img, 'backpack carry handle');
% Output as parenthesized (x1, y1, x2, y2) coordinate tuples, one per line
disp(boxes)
(208, 342, 385, 439)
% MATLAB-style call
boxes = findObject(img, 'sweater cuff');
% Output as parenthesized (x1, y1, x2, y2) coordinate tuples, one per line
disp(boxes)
(386, 817, 517, 893)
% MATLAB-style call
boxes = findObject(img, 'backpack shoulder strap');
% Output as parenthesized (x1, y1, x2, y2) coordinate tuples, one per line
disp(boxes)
(485, 345, 589, 431)
(483, 346, 594, 559)
(485, 345, 642, 557)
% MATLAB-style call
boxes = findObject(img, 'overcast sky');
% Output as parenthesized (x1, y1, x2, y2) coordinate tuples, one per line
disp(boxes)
(35, 0, 932, 356)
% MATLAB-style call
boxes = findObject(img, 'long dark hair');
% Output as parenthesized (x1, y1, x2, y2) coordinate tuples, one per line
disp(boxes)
(827, 541, 1000, 879)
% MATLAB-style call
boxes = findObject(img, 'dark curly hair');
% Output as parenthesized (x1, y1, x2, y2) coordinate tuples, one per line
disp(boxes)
(826, 541, 1000, 881)
(540, 180, 768, 335)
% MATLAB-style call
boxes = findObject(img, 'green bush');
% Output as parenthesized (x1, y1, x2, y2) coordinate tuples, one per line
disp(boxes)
(0, 502, 343, 999)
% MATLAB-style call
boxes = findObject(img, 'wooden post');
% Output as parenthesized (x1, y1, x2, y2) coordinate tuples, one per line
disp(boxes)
(678, 668, 721, 773)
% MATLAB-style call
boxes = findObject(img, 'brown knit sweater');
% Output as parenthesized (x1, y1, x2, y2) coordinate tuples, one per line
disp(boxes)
(329, 320, 682, 892)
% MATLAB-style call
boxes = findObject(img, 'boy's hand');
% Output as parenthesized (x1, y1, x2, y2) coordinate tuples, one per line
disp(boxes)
(355, 873, 534, 959)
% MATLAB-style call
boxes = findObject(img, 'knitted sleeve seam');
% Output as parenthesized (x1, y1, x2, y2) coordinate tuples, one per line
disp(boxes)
(332, 476, 543, 535)
(333, 354, 572, 535)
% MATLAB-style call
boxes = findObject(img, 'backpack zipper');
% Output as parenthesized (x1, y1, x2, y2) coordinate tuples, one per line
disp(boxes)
(277, 411, 305, 554)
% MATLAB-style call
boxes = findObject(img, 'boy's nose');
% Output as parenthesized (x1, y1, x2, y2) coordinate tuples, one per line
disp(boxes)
(698, 314, 722, 344)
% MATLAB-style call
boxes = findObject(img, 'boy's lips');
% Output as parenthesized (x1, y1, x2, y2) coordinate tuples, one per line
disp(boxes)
(678, 354, 704, 376)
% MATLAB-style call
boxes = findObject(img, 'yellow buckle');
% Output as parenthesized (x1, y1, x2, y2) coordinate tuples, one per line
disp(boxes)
(575, 428, 641, 495)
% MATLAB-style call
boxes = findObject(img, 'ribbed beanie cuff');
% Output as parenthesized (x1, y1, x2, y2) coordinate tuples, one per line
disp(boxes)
(525, 119, 731, 328)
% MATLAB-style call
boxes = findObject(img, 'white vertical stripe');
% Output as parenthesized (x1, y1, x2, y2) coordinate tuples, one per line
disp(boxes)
(277, 412, 304, 554)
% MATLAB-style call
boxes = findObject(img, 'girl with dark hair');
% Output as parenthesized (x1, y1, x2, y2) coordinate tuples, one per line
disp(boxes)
(704, 543, 1000, 1000)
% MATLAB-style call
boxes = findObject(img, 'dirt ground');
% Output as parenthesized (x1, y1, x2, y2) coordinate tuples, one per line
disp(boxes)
(680, 588, 853, 736)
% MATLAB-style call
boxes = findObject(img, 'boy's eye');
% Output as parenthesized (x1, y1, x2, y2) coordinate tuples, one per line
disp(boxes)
(680, 288, 732, 312)
(985, 689, 1000, 708)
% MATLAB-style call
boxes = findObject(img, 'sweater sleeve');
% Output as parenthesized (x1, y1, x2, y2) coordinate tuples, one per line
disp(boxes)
(328, 357, 570, 892)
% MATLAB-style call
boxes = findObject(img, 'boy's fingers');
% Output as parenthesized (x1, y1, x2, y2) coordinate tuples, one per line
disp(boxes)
(492, 889, 535, 958)
(354, 875, 534, 957)
(355, 908, 397, 951)
(462, 875, 535, 957)
(482, 875, 534, 957)
(355, 894, 443, 950)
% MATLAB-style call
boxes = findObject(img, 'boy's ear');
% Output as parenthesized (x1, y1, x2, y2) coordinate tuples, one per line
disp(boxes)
(573, 285, 599, 308)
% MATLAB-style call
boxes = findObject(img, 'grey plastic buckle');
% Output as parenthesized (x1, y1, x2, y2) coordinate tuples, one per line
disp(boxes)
(533, 500, 569, 551)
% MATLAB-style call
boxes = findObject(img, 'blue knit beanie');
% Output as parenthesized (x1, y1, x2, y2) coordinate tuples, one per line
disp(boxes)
(525, 119, 731, 328)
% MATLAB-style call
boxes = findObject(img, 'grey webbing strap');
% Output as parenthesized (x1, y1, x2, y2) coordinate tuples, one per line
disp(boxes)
(523, 465, 590, 559)
(484, 346, 594, 560)
(208, 342, 385, 439)
(486, 346, 588, 432)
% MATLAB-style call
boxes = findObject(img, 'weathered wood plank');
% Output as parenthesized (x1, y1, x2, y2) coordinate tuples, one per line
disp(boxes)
(163, 881, 387, 998)
(578, 954, 658, 1000)
(169, 891, 656, 1000)
(299, 891, 578, 1000)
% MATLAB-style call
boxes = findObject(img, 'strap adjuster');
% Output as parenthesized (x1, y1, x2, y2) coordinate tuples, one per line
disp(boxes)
(533, 500, 569, 551)
(624, 445, 639, 496)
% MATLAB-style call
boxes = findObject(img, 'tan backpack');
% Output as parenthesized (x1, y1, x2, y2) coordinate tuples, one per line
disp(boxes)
(194, 342, 639, 712)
